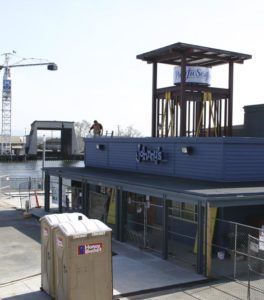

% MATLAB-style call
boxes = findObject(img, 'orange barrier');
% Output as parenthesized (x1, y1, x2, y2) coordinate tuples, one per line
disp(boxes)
(35, 191, 41, 208)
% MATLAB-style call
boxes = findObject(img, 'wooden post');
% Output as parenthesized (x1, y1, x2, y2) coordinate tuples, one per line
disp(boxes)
(206, 203, 218, 277)
(180, 55, 187, 136)
(228, 61, 234, 136)
(152, 63, 158, 137)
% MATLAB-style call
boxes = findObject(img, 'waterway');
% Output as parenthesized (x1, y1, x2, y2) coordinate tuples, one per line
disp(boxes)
(0, 160, 84, 178)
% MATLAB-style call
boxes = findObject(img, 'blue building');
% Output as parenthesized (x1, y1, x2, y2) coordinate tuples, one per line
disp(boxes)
(44, 43, 264, 277)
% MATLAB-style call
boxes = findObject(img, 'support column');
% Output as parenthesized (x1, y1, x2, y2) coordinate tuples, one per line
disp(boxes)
(82, 181, 90, 216)
(180, 55, 187, 136)
(206, 202, 212, 277)
(228, 61, 234, 136)
(197, 200, 204, 274)
(115, 188, 126, 242)
(119, 190, 127, 242)
(162, 194, 168, 260)
(81, 182, 85, 215)
(115, 188, 121, 240)
(58, 177, 63, 213)
(152, 62, 158, 137)
(44, 173, 50, 212)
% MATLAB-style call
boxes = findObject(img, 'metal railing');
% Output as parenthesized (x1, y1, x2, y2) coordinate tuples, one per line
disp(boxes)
(210, 219, 264, 299)
(247, 235, 264, 299)
(0, 175, 42, 209)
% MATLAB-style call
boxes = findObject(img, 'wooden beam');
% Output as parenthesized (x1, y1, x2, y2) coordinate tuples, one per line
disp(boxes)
(180, 55, 187, 136)
(152, 63, 158, 137)
(228, 62, 234, 136)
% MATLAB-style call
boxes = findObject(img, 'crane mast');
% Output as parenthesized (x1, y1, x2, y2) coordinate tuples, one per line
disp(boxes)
(1, 53, 12, 155)
(0, 53, 57, 156)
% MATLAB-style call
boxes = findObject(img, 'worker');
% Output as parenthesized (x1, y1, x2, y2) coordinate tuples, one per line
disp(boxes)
(65, 195, 70, 212)
(89, 120, 103, 136)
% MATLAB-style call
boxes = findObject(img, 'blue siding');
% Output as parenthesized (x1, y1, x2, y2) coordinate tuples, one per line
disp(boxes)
(85, 141, 108, 167)
(84, 137, 264, 182)
(224, 142, 264, 181)
(174, 142, 224, 180)
(109, 142, 138, 170)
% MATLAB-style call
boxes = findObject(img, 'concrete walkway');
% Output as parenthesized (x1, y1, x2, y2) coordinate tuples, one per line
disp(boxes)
(1, 193, 261, 300)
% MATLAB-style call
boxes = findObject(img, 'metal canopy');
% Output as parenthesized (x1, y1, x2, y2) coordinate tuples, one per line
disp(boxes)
(44, 166, 264, 208)
(136, 42, 252, 67)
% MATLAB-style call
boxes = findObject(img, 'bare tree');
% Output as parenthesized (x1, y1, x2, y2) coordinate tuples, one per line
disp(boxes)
(116, 125, 142, 137)
(75, 120, 91, 152)
(75, 120, 91, 137)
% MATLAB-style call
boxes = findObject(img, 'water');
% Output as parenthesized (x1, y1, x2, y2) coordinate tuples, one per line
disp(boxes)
(0, 160, 84, 178)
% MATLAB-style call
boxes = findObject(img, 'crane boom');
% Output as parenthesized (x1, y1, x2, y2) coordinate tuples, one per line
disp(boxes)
(0, 53, 57, 156)
(8, 62, 58, 69)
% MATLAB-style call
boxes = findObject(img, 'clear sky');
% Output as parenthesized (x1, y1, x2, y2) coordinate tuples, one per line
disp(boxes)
(1, 0, 264, 136)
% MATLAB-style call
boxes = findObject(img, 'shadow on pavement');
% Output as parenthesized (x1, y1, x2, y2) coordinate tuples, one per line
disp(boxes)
(0, 209, 40, 243)
(3, 291, 50, 300)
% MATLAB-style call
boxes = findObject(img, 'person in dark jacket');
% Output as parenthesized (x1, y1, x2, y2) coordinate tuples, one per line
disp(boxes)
(89, 120, 103, 136)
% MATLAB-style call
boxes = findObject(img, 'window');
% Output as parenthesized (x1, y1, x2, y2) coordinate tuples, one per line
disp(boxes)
(169, 201, 197, 222)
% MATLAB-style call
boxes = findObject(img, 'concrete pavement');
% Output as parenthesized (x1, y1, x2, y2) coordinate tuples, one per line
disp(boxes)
(0, 195, 49, 300)
(1, 193, 262, 300)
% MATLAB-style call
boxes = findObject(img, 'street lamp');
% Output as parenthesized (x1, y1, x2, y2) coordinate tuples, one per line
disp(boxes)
(24, 128, 27, 161)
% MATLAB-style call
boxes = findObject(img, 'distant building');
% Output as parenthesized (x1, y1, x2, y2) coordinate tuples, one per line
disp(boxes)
(0, 136, 25, 155)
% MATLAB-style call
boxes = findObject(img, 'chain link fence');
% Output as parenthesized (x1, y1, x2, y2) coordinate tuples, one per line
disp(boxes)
(0, 175, 42, 209)
(211, 219, 264, 299)
(247, 235, 264, 299)
(0, 176, 42, 192)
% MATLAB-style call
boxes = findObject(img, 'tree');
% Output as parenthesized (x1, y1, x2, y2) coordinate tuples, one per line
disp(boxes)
(116, 125, 142, 137)
(74, 120, 91, 152)
(75, 120, 91, 137)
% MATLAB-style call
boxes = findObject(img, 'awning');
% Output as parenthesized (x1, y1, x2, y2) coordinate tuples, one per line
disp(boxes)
(43, 166, 264, 208)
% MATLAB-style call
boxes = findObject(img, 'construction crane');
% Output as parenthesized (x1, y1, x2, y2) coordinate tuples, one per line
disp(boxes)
(0, 52, 57, 155)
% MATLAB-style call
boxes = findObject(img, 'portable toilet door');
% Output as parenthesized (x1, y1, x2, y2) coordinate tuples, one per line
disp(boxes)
(54, 219, 112, 300)
(40, 213, 88, 298)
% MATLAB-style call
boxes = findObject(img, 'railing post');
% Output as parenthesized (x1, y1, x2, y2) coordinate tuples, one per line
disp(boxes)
(58, 176, 62, 213)
(162, 194, 168, 260)
(44, 173, 50, 212)
(234, 223, 237, 279)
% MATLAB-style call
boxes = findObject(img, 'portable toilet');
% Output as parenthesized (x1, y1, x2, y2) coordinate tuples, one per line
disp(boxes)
(40, 213, 88, 298)
(54, 218, 112, 300)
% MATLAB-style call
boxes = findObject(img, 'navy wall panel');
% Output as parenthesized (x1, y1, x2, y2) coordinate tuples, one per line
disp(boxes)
(84, 137, 264, 182)
(224, 142, 264, 181)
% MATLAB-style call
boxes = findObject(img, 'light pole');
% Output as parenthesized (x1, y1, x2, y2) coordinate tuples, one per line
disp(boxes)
(24, 128, 27, 160)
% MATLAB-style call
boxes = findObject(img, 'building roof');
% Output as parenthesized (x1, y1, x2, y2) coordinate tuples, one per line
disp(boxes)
(136, 42, 252, 67)
(0, 136, 23, 144)
(44, 166, 264, 208)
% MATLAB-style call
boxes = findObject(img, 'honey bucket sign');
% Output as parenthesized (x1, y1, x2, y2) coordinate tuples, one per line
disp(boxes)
(173, 66, 211, 86)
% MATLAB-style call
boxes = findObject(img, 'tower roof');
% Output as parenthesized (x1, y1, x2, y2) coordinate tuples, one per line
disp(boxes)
(137, 42, 252, 67)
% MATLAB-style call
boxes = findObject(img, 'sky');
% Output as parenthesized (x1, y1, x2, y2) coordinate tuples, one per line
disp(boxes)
(1, 0, 264, 137)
